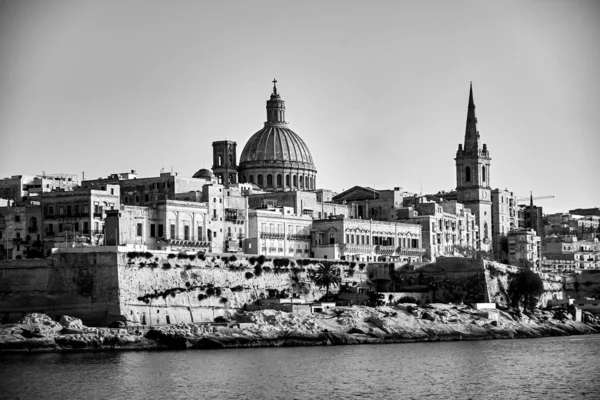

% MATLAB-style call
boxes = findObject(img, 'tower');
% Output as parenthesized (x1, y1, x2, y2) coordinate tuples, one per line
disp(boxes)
(455, 83, 493, 252)
(212, 140, 237, 187)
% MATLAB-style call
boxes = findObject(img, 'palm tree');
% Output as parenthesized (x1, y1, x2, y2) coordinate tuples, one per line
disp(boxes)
(313, 263, 342, 300)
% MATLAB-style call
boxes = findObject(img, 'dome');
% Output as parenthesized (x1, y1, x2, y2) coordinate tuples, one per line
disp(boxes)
(237, 80, 317, 192)
(192, 168, 214, 179)
(239, 126, 315, 169)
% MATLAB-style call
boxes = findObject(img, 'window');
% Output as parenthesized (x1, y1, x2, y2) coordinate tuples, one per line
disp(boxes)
(170, 224, 176, 239)
(137, 223, 143, 237)
(267, 174, 273, 186)
(158, 224, 164, 238)
(184, 225, 190, 241)
(482, 166, 486, 183)
(83, 221, 89, 232)
(465, 166, 471, 182)
(198, 226, 203, 241)
(144, 194, 149, 202)
(135, 195, 140, 203)
(249, 175, 254, 184)
(59, 223, 63, 232)
(293, 175, 297, 187)
(218, 155, 223, 166)
(286, 175, 290, 187)
(150, 224, 156, 237)
(277, 174, 283, 187)
(59, 206, 65, 216)
(257, 175, 264, 186)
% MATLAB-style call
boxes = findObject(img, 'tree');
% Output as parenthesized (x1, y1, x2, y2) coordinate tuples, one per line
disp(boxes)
(508, 268, 544, 310)
(313, 263, 341, 300)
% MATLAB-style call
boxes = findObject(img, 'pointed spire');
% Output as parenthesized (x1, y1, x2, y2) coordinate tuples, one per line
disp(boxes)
(464, 82, 480, 152)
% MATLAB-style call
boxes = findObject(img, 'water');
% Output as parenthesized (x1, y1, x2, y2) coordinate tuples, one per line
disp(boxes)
(1, 336, 600, 399)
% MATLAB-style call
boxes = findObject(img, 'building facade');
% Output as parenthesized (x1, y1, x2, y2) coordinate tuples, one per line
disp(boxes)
(244, 206, 312, 257)
(311, 216, 424, 263)
(491, 189, 518, 261)
(507, 229, 541, 267)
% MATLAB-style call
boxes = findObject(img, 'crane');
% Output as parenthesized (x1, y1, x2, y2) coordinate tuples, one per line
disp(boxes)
(516, 193, 555, 205)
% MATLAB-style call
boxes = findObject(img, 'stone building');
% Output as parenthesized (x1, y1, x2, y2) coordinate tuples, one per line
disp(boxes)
(491, 189, 518, 261)
(83, 171, 213, 207)
(398, 198, 478, 261)
(0, 203, 43, 260)
(212, 140, 238, 187)
(105, 200, 211, 253)
(244, 206, 312, 257)
(540, 235, 600, 273)
(237, 80, 317, 192)
(311, 216, 424, 263)
(545, 213, 599, 240)
(247, 190, 352, 220)
(331, 186, 412, 221)
(455, 83, 492, 252)
(507, 228, 541, 267)
(0, 173, 78, 204)
(40, 183, 120, 250)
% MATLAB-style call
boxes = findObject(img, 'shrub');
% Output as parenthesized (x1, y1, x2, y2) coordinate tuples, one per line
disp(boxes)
(254, 264, 263, 277)
(229, 255, 237, 262)
(197, 252, 206, 261)
(127, 251, 139, 259)
(263, 266, 271, 272)
(138, 262, 146, 268)
(144, 252, 153, 259)
(248, 256, 257, 265)
(245, 272, 254, 279)
(162, 263, 172, 269)
(231, 285, 244, 292)
(185, 264, 193, 270)
(347, 269, 355, 277)
(257, 255, 266, 265)
(198, 294, 207, 301)
(167, 253, 177, 259)
(185, 282, 191, 288)
(359, 263, 366, 270)
(215, 287, 222, 296)
(219, 297, 228, 304)
(206, 287, 216, 296)
(290, 261, 296, 267)
(150, 262, 158, 269)
(177, 253, 189, 260)
(350, 262, 357, 268)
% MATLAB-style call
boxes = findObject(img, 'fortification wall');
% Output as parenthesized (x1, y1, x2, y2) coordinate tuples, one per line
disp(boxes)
(0, 249, 120, 325)
(117, 251, 371, 325)
(483, 260, 565, 307)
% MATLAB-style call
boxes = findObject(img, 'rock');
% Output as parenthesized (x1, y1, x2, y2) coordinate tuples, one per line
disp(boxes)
(17, 314, 62, 335)
(421, 311, 437, 322)
(59, 315, 84, 330)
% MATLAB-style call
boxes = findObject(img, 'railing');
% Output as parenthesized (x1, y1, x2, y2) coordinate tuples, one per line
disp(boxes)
(288, 234, 311, 241)
(28, 226, 38, 233)
(45, 231, 55, 237)
(93, 212, 103, 218)
(260, 233, 285, 240)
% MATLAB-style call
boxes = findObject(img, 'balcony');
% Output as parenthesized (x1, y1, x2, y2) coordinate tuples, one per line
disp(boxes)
(93, 212, 103, 218)
(45, 231, 55, 237)
(288, 234, 311, 241)
(92, 230, 103, 235)
(260, 232, 285, 240)
(28, 226, 38, 233)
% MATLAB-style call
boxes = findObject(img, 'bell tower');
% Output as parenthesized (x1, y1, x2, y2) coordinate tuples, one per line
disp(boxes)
(212, 140, 237, 187)
(455, 83, 492, 252)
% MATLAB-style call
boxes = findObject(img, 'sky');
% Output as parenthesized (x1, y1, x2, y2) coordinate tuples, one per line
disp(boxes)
(0, 0, 598, 214)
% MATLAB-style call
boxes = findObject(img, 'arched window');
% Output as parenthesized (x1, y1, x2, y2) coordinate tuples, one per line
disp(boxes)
(267, 174, 273, 186)
(482, 166, 486, 183)
(257, 175, 264, 186)
(242, 175, 246, 183)
(293, 175, 297, 187)
(218, 155, 222, 166)
(29, 217, 37, 229)
(465, 166, 471, 182)
(484, 222, 489, 239)
(285, 174, 290, 187)
(277, 174, 283, 187)
(249, 175, 254, 184)
(299, 175, 304, 188)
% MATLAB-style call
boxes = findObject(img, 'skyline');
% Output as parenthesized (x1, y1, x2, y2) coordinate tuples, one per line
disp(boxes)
(1, 0, 599, 214)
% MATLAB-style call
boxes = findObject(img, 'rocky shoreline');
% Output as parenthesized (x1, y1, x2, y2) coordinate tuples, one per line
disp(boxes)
(1, 304, 598, 353)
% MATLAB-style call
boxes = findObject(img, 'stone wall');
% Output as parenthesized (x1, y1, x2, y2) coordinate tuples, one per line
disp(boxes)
(117, 251, 371, 325)
(0, 248, 120, 325)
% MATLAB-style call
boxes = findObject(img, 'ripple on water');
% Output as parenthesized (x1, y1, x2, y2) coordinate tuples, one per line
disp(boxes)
(1, 336, 600, 400)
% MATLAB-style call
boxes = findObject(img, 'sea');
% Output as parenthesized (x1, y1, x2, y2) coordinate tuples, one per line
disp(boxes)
(1, 335, 599, 400)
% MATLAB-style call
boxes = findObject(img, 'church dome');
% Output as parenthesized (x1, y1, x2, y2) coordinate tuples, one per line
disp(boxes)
(238, 80, 317, 191)
(239, 125, 315, 168)
(192, 168, 214, 179)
